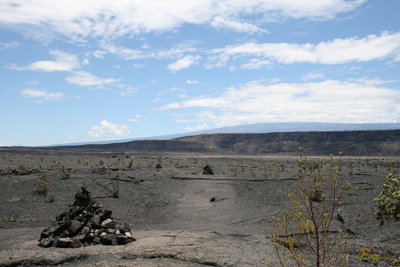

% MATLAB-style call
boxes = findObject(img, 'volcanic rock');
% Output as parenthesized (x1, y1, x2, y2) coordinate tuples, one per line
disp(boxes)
(202, 164, 214, 175)
(100, 218, 116, 229)
(38, 187, 135, 248)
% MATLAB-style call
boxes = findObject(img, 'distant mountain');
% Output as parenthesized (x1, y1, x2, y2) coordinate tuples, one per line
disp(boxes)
(46, 129, 400, 156)
(52, 122, 400, 146)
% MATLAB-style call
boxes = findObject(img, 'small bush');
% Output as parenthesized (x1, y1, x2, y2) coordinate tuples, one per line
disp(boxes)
(374, 173, 400, 225)
(357, 247, 400, 265)
(266, 149, 348, 267)
(110, 188, 120, 198)
(61, 170, 71, 179)
(110, 172, 121, 198)
(34, 172, 50, 195)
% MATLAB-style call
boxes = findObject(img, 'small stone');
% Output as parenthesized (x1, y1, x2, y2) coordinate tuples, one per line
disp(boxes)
(40, 228, 52, 239)
(119, 223, 131, 234)
(116, 235, 129, 245)
(57, 238, 73, 248)
(92, 236, 101, 244)
(106, 229, 116, 234)
(71, 238, 83, 248)
(80, 226, 90, 236)
(101, 234, 117, 246)
(48, 224, 63, 237)
(97, 209, 112, 220)
(39, 237, 53, 248)
(68, 220, 84, 236)
(91, 214, 101, 228)
(74, 187, 91, 207)
(70, 206, 84, 218)
(60, 230, 70, 238)
(100, 218, 115, 229)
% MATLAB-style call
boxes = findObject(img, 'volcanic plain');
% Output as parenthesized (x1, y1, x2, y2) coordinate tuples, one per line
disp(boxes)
(0, 149, 400, 266)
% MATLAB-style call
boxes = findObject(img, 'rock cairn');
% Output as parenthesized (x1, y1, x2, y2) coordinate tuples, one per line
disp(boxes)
(202, 164, 214, 175)
(39, 187, 135, 248)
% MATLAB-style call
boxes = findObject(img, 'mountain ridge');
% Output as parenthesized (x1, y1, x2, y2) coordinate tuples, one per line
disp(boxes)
(41, 129, 400, 156)
(51, 122, 400, 146)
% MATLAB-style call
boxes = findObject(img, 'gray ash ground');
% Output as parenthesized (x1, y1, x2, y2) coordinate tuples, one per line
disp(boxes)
(0, 150, 399, 266)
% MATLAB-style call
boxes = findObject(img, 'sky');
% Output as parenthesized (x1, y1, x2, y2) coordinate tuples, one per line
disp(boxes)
(1, 0, 400, 146)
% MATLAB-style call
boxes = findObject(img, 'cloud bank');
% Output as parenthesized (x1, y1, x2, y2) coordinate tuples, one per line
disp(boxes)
(0, 0, 366, 41)
(163, 79, 400, 126)
(207, 31, 400, 68)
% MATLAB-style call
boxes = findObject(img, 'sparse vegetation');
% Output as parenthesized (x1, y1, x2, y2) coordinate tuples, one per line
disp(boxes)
(266, 149, 348, 267)
(34, 172, 50, 196)
(110, 172, 121, 198)
(356, 247, 400, 265)
(61, 169, 71, 179)
(374, 173, 400, 225)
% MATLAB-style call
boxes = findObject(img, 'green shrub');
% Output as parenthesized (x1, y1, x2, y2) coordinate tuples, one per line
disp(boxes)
(110, 172, 121, 198)
(61, 169, 71, 179)
(266, 149, 348, 267)
(34, 172, 50, 195)
(374, 173, 400, 225)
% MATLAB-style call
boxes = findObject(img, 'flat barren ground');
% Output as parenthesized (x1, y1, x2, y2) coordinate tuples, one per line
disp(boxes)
(0, 150, 399, 266)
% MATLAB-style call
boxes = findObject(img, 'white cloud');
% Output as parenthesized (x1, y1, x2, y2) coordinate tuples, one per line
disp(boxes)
(0, 41, 20, 49)
(82, 58, 89, 65)
(302, 72, 325, 81)
(161, 79, 400, 125)
(184, 123, 210, 131)
(187, 80, 198, 84)
(128, 114, 143, 122)
(25, 80, 38, 86)
(93, 50, 107, 59)
(208, 31, 400, 67)
(118, 84, 138, 96)
(167, 55, 201, 72)
(88, 120, 130, 138)
(100, 41, 197, 61)
(21, 89, 64, 102)
(132, 63, 145, 69)
(239, 58, 271, 69)
(65, 71, 118, 88)
(210, 17, 267, 34)
(0, 0, 366, 41)
(8, 50, 80, 72)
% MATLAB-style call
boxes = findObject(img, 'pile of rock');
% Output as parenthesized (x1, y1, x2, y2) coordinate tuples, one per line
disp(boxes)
(39, 187, 135, 248)
(202, 164, 214, 175)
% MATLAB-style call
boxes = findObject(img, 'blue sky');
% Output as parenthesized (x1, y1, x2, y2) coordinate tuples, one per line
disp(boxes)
(1, 0, 399, 146)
